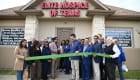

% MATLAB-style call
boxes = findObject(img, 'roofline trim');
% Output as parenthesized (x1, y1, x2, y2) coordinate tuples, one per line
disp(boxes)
(15, 10, 44, 16)
(86, 9, 115, 16)
(94, 0, 110, 10)
(109, 15, 140, 20)
(21, 0, 36, 10)
(21, 0, 110, 11)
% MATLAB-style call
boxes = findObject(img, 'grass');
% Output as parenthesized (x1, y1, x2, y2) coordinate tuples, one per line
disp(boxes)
(116, 70, 140, 79)
(0, 69, 16, 75)
(0, 69, 140, 79)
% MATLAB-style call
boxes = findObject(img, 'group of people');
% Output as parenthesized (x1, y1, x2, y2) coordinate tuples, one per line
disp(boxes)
(14, 33, 126, 80)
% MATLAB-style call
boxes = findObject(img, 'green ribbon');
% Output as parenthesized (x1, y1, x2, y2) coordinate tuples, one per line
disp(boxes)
(25, 52, 110, 61)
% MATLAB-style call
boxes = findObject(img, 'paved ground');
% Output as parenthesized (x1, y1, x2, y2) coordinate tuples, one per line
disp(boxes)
(0, 71, 139, 80)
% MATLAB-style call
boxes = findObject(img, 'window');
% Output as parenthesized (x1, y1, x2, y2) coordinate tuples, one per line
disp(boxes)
(105, 28, 132, 47)
(0, 28, 24, 45)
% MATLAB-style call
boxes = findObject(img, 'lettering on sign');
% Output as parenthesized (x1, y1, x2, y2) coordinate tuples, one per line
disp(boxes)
(0, 28, 24, 45)
(41, 2, 88, 17)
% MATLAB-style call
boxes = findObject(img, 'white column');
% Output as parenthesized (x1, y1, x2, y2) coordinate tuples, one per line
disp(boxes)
(92, 15, 105, 38)
(24, 15, 39, 41)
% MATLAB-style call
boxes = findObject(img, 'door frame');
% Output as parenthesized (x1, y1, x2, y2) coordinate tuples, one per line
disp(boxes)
(55, 27, 75, 46)
(55, 27, 75, 36)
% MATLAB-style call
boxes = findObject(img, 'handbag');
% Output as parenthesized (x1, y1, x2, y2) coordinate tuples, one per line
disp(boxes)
(122, 64, 128, 72)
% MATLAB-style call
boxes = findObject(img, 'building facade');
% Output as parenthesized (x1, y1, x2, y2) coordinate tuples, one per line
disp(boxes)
(0, 0, 140, 70)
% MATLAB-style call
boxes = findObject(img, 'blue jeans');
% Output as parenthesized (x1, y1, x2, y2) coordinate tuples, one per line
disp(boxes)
(117, 62, 124, 80)
(82, 63, 90, 80)
(64, 58, 70, 74)
(16, 71, 23, 80)
(16, 61, 26, 80)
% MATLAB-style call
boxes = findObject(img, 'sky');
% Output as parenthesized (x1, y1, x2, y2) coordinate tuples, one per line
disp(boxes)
(0, 0, 140, 12)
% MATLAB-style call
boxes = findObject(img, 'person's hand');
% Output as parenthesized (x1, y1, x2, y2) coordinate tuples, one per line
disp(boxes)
(48, 60, 52, 62)
(75, 51, 79, 55)
(32, 63, 36, 66)
(103, 63, 105, 65)
(84, 54, 88, 57)
(122, 61, 126, 64)
(58, 48, 61, 51)
(69, 58, 71, 61)
(93, 54, 96, 57)
(110, 55, 113, 58)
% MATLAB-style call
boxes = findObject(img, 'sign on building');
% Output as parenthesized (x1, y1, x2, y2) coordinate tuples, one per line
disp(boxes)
(0, 28, 24, 45)
(105, 28, 132, 47)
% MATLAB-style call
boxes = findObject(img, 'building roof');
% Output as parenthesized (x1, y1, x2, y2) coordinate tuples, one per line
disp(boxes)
(107, 5, 140, 16)
(0, 3, 140, 19)
(0, 6, 23, 16)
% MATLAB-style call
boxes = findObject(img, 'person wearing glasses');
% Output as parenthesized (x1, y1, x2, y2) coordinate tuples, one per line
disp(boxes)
(81, 38, 92, 80)
(92, 35, 102, 80)
(69, 34, 82, 80)
(41, 41, 51, 80)
(49, 37, 59, 79)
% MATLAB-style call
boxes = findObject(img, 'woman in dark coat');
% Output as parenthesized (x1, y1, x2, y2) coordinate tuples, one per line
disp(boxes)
(41, 41, 51, 80)
(30, 40, 42, 80)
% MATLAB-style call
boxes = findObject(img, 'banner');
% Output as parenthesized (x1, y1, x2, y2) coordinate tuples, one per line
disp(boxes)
(25, 52, 110, 61)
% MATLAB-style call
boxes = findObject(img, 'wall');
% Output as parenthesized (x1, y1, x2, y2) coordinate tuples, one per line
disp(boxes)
(39, 19, 92, 40)
(123, 48, 140, 70)
(0, 46, 16, 69)
(0, 20, 25, 27)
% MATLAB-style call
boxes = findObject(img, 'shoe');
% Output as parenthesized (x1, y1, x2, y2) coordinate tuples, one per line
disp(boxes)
(59, 69, 63, 72)
(51, 76, 56, 79)
(65, 73, 70, 75)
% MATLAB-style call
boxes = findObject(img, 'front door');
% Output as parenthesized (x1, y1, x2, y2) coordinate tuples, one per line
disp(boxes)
(57, 28, 74, 46)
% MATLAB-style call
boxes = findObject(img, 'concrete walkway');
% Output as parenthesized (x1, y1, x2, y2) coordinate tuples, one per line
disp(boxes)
(0, 72, 139, 80)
